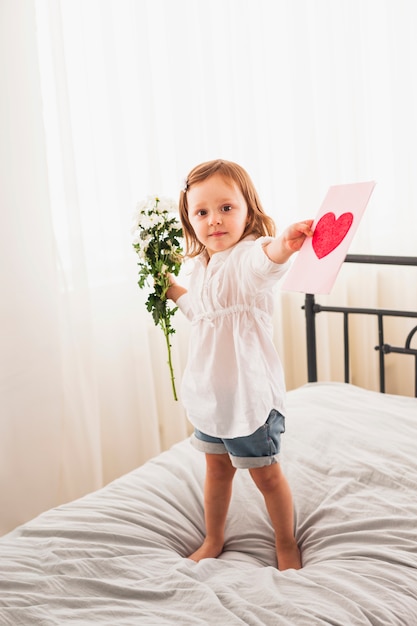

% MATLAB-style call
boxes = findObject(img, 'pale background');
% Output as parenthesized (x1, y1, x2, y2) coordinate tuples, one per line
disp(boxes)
(1, 0, 416, 535)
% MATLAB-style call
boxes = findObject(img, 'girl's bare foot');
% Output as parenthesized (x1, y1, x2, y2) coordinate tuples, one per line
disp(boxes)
(188, 538, 224, 562)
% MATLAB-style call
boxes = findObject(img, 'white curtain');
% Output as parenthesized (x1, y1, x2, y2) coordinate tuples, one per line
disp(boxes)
(1, 0, 416, 534)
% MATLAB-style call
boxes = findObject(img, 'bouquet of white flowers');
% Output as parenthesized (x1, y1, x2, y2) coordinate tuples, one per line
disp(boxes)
(131, 195, 183, 400)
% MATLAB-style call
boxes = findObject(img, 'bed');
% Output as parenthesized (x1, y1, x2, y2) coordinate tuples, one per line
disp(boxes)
(1, 255, 417, 625)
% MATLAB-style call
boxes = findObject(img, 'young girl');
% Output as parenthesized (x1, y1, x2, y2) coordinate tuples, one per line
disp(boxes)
(167, 159, 313, 570)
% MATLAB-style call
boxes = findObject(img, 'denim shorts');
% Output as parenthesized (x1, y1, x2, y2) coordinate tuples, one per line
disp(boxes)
(192, 409, 285, 469)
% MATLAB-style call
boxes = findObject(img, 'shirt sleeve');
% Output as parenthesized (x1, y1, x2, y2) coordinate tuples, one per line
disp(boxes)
(246, 237, 290, 284)
(176, 293, 194, 321)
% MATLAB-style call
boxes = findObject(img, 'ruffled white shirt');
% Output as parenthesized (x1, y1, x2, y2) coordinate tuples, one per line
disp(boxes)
(177, 236, 289, 438)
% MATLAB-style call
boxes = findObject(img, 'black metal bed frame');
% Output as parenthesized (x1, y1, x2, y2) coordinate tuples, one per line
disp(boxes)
(303, 254, 417, 397)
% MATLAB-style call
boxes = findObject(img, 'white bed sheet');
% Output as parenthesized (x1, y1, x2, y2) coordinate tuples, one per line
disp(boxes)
(1, 382, 417, 625)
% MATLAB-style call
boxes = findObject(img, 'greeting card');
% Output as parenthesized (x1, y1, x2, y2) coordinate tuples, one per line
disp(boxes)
(281, 181, 376, 294)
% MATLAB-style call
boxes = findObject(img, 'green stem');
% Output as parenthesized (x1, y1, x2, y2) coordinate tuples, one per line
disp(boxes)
(161, 313, 178, 401)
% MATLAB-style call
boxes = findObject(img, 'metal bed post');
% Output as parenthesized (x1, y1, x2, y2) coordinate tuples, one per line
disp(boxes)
(343, 312, 350, 383)
(405, 326, 417, 397)
(304, 293, 318, 382)
(376, 314, 386, 393)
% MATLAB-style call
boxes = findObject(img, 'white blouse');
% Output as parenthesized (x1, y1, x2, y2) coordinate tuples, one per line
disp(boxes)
(177, 236, 289, 439)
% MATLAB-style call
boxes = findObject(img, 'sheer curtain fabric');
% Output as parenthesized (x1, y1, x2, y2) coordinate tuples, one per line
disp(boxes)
(1, 0, 416, 534)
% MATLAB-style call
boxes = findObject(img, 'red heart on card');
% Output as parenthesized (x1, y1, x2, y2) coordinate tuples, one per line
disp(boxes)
(312, 212, 354, 259)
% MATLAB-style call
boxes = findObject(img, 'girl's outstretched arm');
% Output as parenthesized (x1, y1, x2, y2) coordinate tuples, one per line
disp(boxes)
(264, 220, 314, 265)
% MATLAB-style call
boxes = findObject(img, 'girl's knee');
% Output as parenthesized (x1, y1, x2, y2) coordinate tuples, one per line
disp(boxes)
(249, 463, 282, 493)
(205, 453, 236, 481)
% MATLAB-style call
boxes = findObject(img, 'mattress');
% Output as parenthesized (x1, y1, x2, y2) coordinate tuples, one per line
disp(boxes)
(1, 382, 416, 625)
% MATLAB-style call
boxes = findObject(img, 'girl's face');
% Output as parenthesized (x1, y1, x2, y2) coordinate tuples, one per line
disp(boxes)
(186, 174, 249, 257)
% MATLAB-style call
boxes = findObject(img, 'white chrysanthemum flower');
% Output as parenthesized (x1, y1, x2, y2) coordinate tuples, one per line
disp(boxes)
(140, 214, 157, 230)
(141, 234, 152, 249)
(131, 195, 179, 234)
(155, 196, 178, 214)
(152, 213, 166, 227)
(131, 229, 142, 245)
(143, 195, 159, 211)
(131, 196, 154, 229)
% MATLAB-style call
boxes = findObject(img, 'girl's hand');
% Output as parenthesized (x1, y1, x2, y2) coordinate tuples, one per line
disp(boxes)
(166, 273, 187, 302)
(264, 219, 313, 264)
(282, 220, 314, 253)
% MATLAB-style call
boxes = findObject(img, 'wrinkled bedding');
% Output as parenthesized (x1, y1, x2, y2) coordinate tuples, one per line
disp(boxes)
(1, 382, 417, 625)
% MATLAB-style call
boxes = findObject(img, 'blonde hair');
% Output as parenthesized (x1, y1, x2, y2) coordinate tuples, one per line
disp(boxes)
(179, 159, 276, 257)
